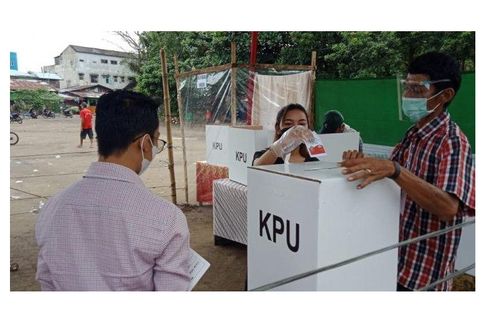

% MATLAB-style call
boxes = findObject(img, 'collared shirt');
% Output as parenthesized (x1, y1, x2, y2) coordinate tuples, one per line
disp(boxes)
(390, 112, 475, 290)
(35, 162, 191, 291)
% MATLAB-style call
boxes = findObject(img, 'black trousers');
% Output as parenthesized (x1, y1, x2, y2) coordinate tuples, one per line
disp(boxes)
(397, 283, 413, 291)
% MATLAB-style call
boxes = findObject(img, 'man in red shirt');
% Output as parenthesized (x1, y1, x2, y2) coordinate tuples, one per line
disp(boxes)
(78, 102, 94, 148)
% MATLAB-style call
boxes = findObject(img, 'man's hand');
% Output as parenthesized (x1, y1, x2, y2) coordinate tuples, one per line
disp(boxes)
(339, 157, 395, 189)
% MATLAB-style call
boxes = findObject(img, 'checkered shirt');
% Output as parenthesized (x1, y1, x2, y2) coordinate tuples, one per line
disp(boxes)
(390, 112, 475, 290)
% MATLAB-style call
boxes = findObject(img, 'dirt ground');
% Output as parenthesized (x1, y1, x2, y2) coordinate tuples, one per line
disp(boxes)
(10, 116, 246, 291)
(9, 116, 473, 291)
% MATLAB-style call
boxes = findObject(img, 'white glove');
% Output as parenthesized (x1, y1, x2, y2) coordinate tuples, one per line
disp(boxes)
(270, 125, 314, 158)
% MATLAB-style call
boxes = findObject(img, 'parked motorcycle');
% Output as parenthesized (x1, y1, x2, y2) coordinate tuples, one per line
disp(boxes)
(41, 108, 55, 118)
(10, 112, 23, 124)
(62, 108, 73, 118)
(28, 108, 38, 119)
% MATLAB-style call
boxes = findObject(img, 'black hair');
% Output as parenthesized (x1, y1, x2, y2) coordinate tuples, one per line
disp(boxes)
(408, 52, 461, 108)
(95, 90, 159, 157)
(274, 103, 310, 158)
(321, 110, 344, 133)
(274, 103, 310, 141)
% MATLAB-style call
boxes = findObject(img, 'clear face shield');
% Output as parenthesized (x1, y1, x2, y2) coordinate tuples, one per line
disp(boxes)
(397, 78, 451, 122)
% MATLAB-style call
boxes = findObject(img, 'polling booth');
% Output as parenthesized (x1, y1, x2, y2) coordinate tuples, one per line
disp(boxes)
(455, 217, 475, 276)
(247, 161, 401, 291)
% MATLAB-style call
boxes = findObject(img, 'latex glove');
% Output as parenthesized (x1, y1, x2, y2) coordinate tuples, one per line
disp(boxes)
(270, 125, 314, 158)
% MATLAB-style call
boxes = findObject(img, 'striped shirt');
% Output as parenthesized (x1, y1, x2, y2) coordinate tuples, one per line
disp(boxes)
(35, 162, 191, 291)
(390, 112, 475, 290)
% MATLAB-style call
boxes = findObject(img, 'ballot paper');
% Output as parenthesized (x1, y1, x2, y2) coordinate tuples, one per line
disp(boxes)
(305, 132, 327, 158)
(189, 249, 210, 290)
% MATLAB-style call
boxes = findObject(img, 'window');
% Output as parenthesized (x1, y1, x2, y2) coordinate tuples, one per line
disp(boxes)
(113, 76, 118, 82)
(111, 60, 117, 65)
(79, 73, 85, 81)
(101, 59, 108, 64)
(120, 76, 125, 83)
(102, 75, 110, 83)
(79, 59, 85, 62)
(90, 74, 98, 83)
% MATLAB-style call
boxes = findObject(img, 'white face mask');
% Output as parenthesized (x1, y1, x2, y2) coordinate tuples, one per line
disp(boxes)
(139, 135, 158, 175)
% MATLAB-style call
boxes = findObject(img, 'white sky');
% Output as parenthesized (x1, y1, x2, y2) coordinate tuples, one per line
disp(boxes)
(9, 31, 135, 72)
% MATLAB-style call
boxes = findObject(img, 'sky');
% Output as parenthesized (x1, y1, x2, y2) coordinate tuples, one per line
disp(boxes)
(9, 31, 134, 72)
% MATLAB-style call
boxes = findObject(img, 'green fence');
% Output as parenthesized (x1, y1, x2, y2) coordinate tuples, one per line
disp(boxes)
(314, 73, 475, 152)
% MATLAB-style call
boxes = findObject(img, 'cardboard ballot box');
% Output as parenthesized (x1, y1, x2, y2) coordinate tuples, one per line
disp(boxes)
(317, 132, 360, 162)
(205, 125, 229, 166)
(228, 126, 274, 185)
(247, 161, 400, 291)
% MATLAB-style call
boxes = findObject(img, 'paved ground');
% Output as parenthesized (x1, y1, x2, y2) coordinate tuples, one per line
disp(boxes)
(10, 116, 246, 291)
(9, 116, 473, 291)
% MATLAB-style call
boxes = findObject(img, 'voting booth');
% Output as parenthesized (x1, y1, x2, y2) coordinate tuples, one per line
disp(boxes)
(317, 132, 360, 162)
(455, 218, 475, 276)
(228, 126, 275, 185)
(247, 161, 401, 291)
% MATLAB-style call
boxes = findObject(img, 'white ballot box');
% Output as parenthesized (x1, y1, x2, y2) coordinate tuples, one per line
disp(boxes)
(247, 161, 400, 291)
(205, 125, 230, 166)
(228, 126, 274, 185)
(318, 132, 360, 162)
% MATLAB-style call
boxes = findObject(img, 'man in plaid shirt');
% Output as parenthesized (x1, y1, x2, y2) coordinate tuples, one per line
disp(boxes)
(340, 52, 475, 291)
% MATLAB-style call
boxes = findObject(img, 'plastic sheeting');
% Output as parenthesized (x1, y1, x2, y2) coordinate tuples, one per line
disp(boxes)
(174, 66, 314, 204)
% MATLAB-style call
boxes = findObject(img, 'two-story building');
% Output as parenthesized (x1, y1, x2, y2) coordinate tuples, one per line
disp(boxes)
(43, 45, 136, 90)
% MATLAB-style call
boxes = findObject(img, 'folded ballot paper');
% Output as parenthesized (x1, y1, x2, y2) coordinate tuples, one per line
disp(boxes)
(189, 249, 210, 290)
(305, 132, 327, 158)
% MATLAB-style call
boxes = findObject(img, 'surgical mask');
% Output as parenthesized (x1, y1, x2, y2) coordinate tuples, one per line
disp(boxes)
(139, 135, 159, 175)
(402, 91, 443, 123)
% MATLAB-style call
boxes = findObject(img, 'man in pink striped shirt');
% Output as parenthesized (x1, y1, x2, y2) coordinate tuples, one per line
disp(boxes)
(35, 90, 191, 291)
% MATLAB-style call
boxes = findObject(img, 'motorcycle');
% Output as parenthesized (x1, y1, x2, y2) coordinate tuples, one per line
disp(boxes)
(28, 108, 38, 119)
(10, 112, 23, 124)
(41, 108, 56, 118)
(62, 108, 73, 118)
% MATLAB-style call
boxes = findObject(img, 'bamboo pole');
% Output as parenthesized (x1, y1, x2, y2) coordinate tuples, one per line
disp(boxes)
(231, 42, 237, 125)
(159, 49, 177, 204)
(309, 51, 317, 129)
(173, 55, 189, 205)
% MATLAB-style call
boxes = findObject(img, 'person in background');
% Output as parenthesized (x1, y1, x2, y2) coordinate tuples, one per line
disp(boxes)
(319, 110, 363, 152)
(78, 102, 94, 148)
(340, 52, 475, 291)
(36, 90, 190, 291)
(253, 103, 317, 166)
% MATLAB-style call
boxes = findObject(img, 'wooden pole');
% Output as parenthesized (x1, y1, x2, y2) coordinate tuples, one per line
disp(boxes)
(160, 49, 177, 204)
(231, 42, 237, 125)
(309, 51, 317, 130)
(173, 55, 189, 205)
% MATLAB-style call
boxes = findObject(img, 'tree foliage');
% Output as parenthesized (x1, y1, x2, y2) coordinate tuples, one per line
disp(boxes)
(116, 31, 475, 115)
(10, 90, 61, 111)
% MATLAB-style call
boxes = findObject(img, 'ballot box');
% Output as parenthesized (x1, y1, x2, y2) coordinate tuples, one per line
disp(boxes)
(206, 125, 229, 166)
(228, 126, 275, 185)
(317, 132, 360, 162)
(195, 161, 228, 205)
(213, 178, 248, 245)
(247, 161, 400, 291)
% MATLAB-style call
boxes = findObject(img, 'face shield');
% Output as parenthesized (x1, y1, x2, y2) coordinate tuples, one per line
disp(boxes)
(396, 78, 451, 121)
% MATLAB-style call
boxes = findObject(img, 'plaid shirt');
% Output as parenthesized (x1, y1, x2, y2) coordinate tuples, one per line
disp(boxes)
(390, 112, 475, 290)
(36, 162, 191, 291)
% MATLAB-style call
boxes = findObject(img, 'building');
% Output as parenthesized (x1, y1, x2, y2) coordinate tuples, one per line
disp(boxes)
(10, 70, 62, 90)
(43, 45, 136, 90)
